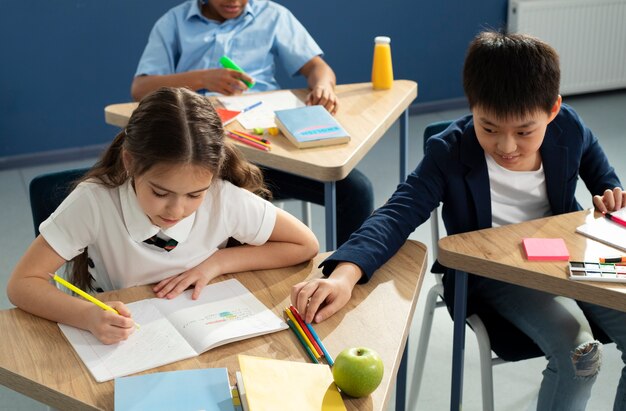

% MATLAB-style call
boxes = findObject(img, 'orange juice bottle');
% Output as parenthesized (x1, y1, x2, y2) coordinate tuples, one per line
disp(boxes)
(371, 36, 394, 90)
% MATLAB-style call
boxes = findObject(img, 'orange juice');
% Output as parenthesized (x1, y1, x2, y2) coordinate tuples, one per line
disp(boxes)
(371, 36, 394, 90)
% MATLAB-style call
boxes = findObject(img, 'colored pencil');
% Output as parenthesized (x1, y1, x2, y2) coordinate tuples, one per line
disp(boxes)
(226, 132, 270, 151)
(228, 130, 270, 147)
(241, 101, 263, 113)
(286, 318, 319, 363)
(305, 321, 334, 366)
(230, 129, 271, 145)
(284, 308, 320, 358)
(288, 305, 323, 357)
(50, 273, 140, 329)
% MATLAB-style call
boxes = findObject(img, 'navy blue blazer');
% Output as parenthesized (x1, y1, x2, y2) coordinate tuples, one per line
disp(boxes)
(321, 104, 621, 315)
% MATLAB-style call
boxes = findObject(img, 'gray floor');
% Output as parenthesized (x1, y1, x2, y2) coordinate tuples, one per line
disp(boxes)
(1, 90, 625, 410)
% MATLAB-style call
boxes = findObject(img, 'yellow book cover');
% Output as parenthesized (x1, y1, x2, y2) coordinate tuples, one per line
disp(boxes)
(238, 355, 346, 411)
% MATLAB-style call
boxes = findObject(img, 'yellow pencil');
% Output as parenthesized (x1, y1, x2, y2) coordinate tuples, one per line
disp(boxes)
(284, 307, 320, 359)
(50, 273, 140, 329)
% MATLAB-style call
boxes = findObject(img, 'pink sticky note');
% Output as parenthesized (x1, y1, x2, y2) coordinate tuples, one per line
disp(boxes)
(522, 238, 570, 261)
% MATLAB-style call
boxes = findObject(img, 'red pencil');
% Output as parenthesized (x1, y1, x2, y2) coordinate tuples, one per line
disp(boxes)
(288, 305, 323, 357)
(227, 133, 270, 151)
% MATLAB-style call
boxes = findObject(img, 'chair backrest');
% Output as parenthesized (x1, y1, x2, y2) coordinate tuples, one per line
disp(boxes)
(29, 168, 90, 237)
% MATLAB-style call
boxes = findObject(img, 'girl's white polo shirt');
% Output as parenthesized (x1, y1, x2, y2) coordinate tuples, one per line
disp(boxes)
(39, 178, 276, 291)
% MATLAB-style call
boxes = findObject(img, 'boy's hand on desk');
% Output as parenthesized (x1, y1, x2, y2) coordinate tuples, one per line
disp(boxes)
(291, 262, 361, 323)
(86, 301, 135, 345)
(306, 84, 339, 115)
(593, 187, 625, 213)
(201, 68, 253, 96)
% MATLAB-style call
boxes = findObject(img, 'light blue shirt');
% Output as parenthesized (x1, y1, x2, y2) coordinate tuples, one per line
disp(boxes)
(135, 0, 323, 92)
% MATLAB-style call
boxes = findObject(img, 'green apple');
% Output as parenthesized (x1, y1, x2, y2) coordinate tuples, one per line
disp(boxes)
(332, 346, 384, 398)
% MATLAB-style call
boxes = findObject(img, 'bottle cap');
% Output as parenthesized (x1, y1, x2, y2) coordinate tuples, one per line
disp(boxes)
(374, 36, 391, 44)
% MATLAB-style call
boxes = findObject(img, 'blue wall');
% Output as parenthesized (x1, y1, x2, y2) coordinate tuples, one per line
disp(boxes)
(0, 0, 507, 163)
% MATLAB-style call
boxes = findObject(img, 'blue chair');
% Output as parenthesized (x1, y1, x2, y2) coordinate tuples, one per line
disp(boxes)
(29, 168, 90, 236)
(410, 121, 611, 410)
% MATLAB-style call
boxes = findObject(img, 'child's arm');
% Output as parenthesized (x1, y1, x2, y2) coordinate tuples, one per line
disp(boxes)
(593, 187, 625, 212)
(290, 262, 362, 324)
(7, 236, 135, 344)
(153, 208, 319, 299)
(299, 56, 339, 115)
(130, 69, 255, 101)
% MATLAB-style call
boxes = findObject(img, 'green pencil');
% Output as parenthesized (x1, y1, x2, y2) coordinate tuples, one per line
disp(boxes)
(286, 318, 318, 363)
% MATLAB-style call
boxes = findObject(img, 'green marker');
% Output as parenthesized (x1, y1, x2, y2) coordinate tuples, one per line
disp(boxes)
(219, 55, 255, 88)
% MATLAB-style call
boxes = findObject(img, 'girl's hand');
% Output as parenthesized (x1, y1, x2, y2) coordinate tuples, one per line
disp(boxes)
(306, 85, 338, 115)
(593, 187, 625, 213)
(153, 265, 219, 300)
(291, 262, 362, 324)
(85, 301, 135, 345)
(201, 68, 253, 96)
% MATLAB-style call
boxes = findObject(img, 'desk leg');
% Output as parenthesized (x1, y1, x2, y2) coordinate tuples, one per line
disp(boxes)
(394, 108, 409, 411)
(450, 271, 468, 411)
(396, 341, 408, 411)
(324, 181, 337, 251)
(399, 109, 409, 181)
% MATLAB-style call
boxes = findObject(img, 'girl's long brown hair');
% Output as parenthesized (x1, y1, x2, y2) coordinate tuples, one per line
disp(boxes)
(69, 87, 269, 290)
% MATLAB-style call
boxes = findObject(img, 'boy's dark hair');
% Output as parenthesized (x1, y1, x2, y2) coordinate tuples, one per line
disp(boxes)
(463, 31, 560, 118)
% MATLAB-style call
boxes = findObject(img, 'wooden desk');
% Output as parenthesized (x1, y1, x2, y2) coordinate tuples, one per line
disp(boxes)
(437, 209, 626, 411)
(105, 81, 418, 250)
(0, 240, 427, 411)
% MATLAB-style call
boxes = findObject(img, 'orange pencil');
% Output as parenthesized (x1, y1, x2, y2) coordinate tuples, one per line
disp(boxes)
(288, 305, 323, 357)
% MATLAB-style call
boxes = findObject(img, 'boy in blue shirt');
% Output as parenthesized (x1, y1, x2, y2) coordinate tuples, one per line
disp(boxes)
(131, 0, 373, 246)
(293, 31, 626, 410)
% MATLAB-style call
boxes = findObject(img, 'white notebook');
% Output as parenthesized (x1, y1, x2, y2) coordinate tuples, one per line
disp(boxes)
(575, 208, 626, 252)
(58, 279, 287, 382)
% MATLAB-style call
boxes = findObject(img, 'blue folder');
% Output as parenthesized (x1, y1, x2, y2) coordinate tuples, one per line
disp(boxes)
(114, 368, 235, 411)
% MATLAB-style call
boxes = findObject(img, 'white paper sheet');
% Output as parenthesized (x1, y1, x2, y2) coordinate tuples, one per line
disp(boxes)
(219, 91, 305, 128)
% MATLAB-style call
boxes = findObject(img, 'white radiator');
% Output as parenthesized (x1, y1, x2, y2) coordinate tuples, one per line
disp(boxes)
(508, 0, 626, 95)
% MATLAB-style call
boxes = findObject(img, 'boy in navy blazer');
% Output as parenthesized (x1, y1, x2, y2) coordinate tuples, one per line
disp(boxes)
(293, 31, 626, 410)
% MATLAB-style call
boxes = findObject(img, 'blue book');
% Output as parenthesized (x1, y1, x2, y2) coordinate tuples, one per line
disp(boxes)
(274, 105, 350, 148)
(115, 368, 236, 411)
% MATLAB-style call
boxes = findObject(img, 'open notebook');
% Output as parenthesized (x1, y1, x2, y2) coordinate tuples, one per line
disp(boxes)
(575, 208, 626, 252)
(58, 279, 287, 382)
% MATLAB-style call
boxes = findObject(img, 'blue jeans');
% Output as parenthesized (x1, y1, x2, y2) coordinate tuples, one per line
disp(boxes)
(474, 277, 626, 411)
(261, 167, 374, 247)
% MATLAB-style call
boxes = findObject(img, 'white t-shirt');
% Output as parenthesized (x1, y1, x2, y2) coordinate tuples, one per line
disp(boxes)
(485, 154, 552, 227)
(40, 179, 276, 291)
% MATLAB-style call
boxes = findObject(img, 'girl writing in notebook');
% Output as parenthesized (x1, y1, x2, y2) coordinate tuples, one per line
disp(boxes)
(7, 87, 318, 345)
